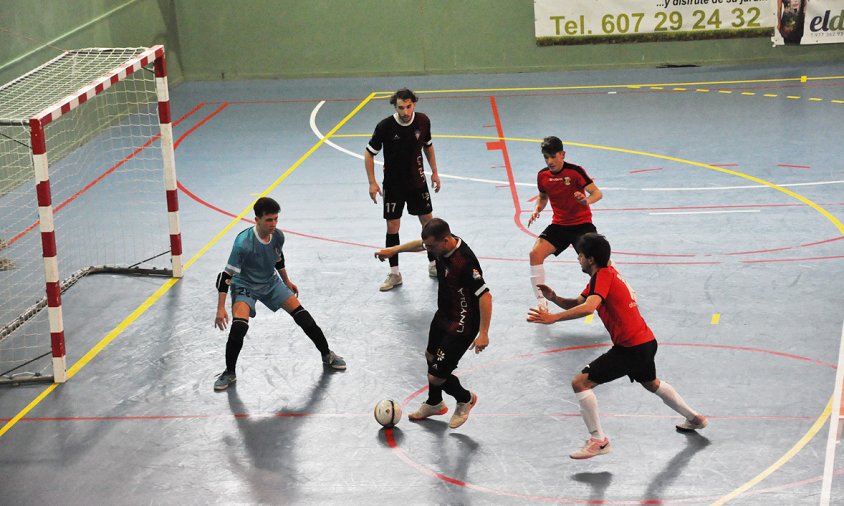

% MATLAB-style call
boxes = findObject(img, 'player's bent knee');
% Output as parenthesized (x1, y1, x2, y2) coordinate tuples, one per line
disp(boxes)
(529, 248, 550, 264)
(571, 374, 590, 392)
(427, 373, 446, 386)
(641, 379, 660, 393)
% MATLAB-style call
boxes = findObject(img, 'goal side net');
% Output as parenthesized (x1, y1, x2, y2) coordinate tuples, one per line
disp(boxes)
(0, 46, 182, 384)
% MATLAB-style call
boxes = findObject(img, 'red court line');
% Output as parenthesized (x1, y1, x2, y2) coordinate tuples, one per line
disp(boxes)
(777, 164, 811, 169)
(741, 255, 844, 263)
(0, 412, 818, 424)
(629, 168, 663, 174)
(486, 95, 533, 237)
(174, 102, 229, 149)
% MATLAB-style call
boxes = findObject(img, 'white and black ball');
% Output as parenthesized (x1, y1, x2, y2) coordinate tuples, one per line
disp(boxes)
(374, 399, 402, 428)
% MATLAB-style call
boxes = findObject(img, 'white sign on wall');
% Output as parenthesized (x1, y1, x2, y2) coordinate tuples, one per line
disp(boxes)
(535, 0, 775, 45)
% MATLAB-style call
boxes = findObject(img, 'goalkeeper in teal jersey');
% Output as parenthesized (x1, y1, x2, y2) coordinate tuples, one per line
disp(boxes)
(213, 197, 346, 391)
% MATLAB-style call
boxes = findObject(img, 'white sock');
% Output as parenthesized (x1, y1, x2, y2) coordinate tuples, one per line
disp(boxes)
(390, 265, 400, 275)
(654, 381, 697, 420)
(530, 264, 546, 301)
(575, 389, 605, 440)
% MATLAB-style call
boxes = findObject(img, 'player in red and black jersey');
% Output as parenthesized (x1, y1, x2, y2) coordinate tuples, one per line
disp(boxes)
(527, 136, 604, 310)
(527, 233, 707, 460)
(365, 88, 442, 292)
(375, 218, 491, 430)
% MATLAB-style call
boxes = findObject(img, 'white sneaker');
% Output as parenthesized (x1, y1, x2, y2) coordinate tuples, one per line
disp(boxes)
(676, 415, 708, 432)
(379, 273, 403, 292)
(448, 392, 478, 429)
(428, 263, 437, 278)
(570, 437, 612, 459)
(408, 401, 448, 420)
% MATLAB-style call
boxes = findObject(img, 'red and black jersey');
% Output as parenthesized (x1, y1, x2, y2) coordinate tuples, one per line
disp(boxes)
(537, 161, 594, 226)
(580, 266, 655, 348)
(432, 237, 489, 335)
(366, 112, 432, 190)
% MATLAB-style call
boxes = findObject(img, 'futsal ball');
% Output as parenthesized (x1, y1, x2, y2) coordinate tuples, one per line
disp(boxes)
(374, 399, 402, 428)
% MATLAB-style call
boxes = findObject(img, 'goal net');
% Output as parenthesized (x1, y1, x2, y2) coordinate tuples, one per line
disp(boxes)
(0, 46, 182, 384)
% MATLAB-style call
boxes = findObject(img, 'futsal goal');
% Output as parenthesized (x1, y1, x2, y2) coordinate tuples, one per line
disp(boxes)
(0, 46, 182, 385)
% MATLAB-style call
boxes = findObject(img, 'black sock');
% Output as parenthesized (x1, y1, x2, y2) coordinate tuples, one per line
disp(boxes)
(426, 382, 444, 405)
(386, 233, 399, 268)
(291, 306, 330, 355)
(225, 318, 249, 373)
(442, 374, 471, 403)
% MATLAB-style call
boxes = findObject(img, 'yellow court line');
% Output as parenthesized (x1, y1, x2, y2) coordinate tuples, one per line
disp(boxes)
(711, 313, 720, 325)
(0, 92, 378, 439)
(399, 75, 844, 95)
(711, 399, 834, 506)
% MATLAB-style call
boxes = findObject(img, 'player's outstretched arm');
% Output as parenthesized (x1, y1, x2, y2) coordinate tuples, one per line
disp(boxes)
(374, 239, 425, 261)
(527, 294, 599, 324)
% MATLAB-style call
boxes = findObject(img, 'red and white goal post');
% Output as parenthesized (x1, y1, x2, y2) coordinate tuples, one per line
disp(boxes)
(0, 46, 183, 385)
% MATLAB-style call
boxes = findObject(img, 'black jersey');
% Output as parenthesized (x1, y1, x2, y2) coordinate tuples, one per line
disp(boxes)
(432, 237, 489, 335)
(366, 112, 432, 189)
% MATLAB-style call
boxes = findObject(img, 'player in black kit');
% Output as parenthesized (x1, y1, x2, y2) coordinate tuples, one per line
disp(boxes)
(375, 218, 492, 429)
(365, 88, 442, 292)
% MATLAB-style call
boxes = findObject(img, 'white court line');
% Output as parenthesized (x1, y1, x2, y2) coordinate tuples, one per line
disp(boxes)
(820, 321, 844, 506)
(308, 101, 535, 187)
(649, 210, 761, 216)
(308, 101, 844, 192)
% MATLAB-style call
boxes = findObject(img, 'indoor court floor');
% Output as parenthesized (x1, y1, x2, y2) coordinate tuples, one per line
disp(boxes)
(1, 61, 844, 505)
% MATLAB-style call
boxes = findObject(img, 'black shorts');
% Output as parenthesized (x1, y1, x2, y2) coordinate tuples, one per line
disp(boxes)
(582, 340, 658, 385)
(383, 183, 432, 220)
(426, 319, 477, 379)
(539, 222, 597, 256)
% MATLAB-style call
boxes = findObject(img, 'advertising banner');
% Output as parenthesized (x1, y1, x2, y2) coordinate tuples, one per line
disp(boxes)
(535, 0, 775, 45)
(773, 0, 844, 45)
